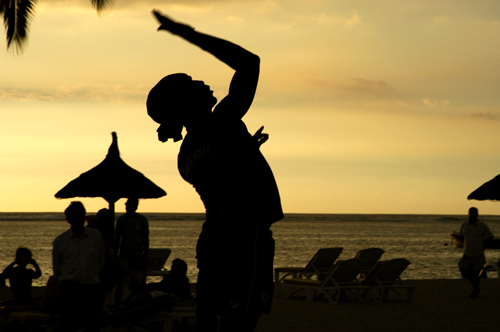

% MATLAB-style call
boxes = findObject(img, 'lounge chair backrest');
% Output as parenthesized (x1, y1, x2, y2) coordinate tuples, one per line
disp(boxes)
(321, 258, 366, 287)
(355, 247, 384, 266)
(304, 247, 343, 275)
(354, 248, 385, 273)
(362, 258, 410, 286)
(147, 248, 172, 271)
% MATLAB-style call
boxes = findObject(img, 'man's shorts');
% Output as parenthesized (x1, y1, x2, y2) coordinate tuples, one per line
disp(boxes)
(117, 256, 146, 286)
(459, 253, 486, 277)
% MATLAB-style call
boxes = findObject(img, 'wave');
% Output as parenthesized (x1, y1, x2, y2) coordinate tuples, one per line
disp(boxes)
(0, 213, 66, 221)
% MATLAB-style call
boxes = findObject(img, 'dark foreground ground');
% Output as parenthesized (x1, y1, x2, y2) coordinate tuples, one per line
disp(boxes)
(2, 278, 499, 332)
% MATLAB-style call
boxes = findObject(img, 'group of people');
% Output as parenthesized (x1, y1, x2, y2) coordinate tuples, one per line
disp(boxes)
(1, 198, 192, 332)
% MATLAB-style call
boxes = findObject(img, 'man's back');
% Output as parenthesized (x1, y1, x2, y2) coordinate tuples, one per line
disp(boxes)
(460, 220, 493, 257)
(116, 213, 149, 258)
(178, 116, 283, 224)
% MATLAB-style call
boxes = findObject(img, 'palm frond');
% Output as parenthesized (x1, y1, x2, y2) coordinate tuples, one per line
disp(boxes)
(90, 0, 114, 13)
(2, 0, 36, 53)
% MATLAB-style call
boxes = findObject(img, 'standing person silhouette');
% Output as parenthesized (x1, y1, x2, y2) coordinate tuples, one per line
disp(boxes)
(53, 201, 105, 332)
(147, 10, 284, 332)
(458, 207, 493, 299)
(114, 198, 150, 305)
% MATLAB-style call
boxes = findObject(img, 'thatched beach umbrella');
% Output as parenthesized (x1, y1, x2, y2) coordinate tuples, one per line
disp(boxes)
(467, 174, 500, 248)
(467, 174, 500, 201)
(55, 132, 166, 223)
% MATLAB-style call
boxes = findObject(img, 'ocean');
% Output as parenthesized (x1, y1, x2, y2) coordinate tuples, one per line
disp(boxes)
(1, 212, 500, 287)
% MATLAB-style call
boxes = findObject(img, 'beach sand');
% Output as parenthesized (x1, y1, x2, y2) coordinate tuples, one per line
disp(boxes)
(256, 279, 500, 332)
(2, 279, 499, 332)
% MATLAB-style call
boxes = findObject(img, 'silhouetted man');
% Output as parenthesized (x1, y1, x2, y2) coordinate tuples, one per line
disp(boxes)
(53, 201, 104, 332)
(147, 10, 283, 332)
(458, 207, 493, 299)
(114, 198, 149, 305)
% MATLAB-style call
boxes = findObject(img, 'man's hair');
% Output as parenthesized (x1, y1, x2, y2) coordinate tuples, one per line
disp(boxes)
(64, 201, 86, 219)
(147, 73, 190, 123)
(171, 258, 188, 275)
(469, 207, 479, 218)
(126, 197, 139, 206)
(16, 247, 32, 260)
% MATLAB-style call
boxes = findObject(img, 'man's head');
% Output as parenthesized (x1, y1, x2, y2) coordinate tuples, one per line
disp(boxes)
(15, 247, 32, 265)
(469, 207, 479, 223)
(147, 73, 217, 142)
(64, 201, 86, 227)
(125, 198, 139, 215)
(96, 208, 110, 219)
(170, 258, 188, 276)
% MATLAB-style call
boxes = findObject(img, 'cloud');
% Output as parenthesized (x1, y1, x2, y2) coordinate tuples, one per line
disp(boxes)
(312, 13, 334, 26)
(423, 99, 451, 107)
(226, 16, 245, 24)
(0, 84, 150, 102)
(344, 78, 389, 93)
(41, 0, 255, 12)
(297, 76, 405, 104)
(345, 10, 361, 28)
(469, 111, 497, 120)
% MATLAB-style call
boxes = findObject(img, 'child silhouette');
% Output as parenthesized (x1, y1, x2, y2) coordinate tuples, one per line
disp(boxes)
(1, 247, 42, 307)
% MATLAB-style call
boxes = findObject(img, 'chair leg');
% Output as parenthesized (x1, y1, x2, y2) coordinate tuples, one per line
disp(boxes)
(333, 289, 343, 304)
(282, 285, 303, 299)
(407, 287, 415, 302)
(304, 288, 315, 302)
(162, 315, 175, 332)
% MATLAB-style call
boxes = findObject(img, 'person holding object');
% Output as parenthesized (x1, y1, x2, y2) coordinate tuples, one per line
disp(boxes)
(1, 247, 42, 307)
(458, 207, 493, 299)
(147, 9, 283, 332)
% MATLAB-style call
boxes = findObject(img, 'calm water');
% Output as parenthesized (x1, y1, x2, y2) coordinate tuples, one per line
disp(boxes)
(2, 213, 500, 286)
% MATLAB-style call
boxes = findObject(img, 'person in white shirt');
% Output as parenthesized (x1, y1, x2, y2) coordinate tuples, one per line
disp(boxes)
(458, 207, 493, 299)
(53, 201, 105, 332)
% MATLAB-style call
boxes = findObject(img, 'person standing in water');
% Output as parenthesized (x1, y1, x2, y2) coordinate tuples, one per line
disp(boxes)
(147, 9, 283, 331)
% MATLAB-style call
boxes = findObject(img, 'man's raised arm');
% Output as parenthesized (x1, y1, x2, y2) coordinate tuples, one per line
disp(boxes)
(153, 10, 259, 118)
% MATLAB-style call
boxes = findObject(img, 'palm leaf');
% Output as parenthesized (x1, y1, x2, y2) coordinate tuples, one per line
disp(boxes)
(90, 0, 113, 13)
(2, 0, 36, 52)
(1, 0, 113, 52)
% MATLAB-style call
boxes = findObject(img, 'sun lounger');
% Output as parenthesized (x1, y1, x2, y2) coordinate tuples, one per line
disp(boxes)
(484, 259, 500, 278)
(147, 248, 172, 276)
(354, 247, 385, 278)
(160, 306, 196, 332)
(281, 258, 371, 304)
(5, 275, 185, 332)
(274, 247, 343, 283)
(360, 258, 415, 302)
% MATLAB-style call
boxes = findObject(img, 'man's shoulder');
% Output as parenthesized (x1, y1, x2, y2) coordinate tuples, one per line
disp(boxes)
(117, 214, 127, 221)
(477, 220, 492, 230)
(137, 213, 148, 222)
(86, 227, 101, 236)
(54, 229, 71, 242)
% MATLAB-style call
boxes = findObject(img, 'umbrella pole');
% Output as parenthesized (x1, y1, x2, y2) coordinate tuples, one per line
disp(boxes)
(108, 201, 116, 232)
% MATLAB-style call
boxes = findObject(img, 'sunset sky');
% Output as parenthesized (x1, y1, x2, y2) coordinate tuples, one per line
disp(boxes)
(2, 0, 500, 215)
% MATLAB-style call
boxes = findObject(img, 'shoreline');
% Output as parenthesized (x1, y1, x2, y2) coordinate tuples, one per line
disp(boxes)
(2, 278, 499, 331)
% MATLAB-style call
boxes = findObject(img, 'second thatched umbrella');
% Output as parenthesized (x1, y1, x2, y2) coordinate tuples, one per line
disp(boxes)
(466, 174, 500, 248)
(468, 174, 500, 201)
(55, 132, 166, 222)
